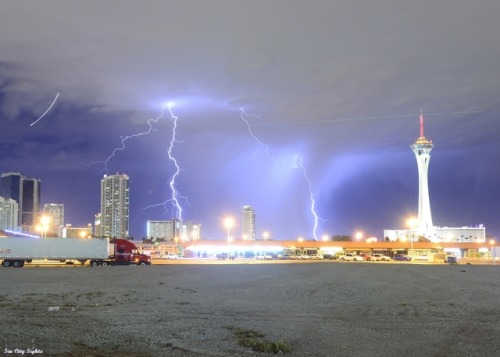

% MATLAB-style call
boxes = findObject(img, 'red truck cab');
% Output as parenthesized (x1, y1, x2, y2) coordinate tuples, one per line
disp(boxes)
(91, 239, 151, 266)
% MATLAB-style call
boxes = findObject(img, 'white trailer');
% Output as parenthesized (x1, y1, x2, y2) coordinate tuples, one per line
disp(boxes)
(0, 237, 109, 267)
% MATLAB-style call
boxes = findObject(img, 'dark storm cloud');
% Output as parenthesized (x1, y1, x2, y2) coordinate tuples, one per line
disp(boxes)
(1, 1, 499, 239)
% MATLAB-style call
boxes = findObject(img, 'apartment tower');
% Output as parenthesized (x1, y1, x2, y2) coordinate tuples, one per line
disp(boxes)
(100, 174, 129, 238)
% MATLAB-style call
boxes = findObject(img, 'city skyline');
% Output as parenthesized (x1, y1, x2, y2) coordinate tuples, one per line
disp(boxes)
(1, 2, 499, 240)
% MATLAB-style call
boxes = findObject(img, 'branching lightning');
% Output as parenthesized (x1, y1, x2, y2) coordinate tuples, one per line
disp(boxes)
(165, 105, 184, 220)
(239, 108, 273, 159)
(141, 104, 187, 221)
(92, 103, 186, 220)
(293, 154, 324, 240)
(30, 92, 60, 126)
(90, 106, 167, 173)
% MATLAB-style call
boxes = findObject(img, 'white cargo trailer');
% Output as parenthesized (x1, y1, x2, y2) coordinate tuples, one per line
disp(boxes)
(0, 237, 109, 267)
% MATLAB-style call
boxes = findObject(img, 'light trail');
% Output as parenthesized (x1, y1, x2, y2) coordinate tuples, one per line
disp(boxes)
(30, 93, 60, 126)
(239, 108, 273, 160)
(293, 154, 324, 240)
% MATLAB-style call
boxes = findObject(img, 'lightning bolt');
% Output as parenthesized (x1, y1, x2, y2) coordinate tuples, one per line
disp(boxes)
(239, 108, 273, 159)
(90, 106, 167, 173)
(142, 104, 187, 220)
(92, 104, 186, 220)
(30, 92, 60, 126)
(165, 105, 184, 220)
(293, 154, 324, 240)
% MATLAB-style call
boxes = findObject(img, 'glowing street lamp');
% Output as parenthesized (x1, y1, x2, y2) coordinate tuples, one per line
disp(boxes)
(490, 239, 496, 266)
(263, 231, 269, 241)
(38, 215, 51, 238)
(407, 218, 417, 258)
(355, 231, 363, 242)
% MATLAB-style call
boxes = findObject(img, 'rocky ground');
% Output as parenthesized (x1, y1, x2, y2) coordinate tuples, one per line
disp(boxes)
(1, 261, 500, 356)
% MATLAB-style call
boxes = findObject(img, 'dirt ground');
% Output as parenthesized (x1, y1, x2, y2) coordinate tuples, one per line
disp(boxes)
(1, 261, 500, 356)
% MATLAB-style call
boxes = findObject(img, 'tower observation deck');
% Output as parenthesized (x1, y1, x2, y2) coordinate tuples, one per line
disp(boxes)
(411, 111, 433, 234)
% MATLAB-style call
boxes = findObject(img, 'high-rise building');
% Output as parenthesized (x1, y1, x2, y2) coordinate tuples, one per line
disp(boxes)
(181, 220, 201, 241)
(242, 205, 256, 240)
(384, 111, 486, 244)
(0, 196, 19, 231)
(1, 172, 23, 224)
(22, 177, 41, 228)
(411, 111, 434, 234)
(44, 203, 64, 237)
(1, 172, 41, 230)
(147, 219, 181, 241)
(100, 174, 129, 238)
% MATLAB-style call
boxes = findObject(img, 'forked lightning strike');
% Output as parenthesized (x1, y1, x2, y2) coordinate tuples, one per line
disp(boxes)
(165, 105, 184, 220)
(240, 108, 273, 160)
(294, 155, 323, 240)
(91, 106, 168, 173)
(142, 104, 187, 221)
(92, 104, 186, 220)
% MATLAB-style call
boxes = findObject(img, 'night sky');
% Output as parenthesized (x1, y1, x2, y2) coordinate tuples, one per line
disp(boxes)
(1, 1, 499, 240)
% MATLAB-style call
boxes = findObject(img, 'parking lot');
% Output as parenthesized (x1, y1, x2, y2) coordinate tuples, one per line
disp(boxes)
(2, 262, 500, 356)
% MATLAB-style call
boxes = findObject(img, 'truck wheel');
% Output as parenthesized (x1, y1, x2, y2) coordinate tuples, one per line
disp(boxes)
(90, 261, 99, 267)
(3, 260, 11, 268)
(12, 260, 22, 268)
(139, 261, 147, 266)
(101, 261, 108, 266)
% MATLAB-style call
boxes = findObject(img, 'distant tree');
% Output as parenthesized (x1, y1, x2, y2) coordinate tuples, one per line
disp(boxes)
(385, 236, 390, 242)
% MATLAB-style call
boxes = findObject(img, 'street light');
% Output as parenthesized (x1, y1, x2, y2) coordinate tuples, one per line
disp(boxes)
(224, 217, 234, 260)
(263, 231, 269, 240)
(38, 215, 51, 238)
(407, 218, 417, 259)
(355, 231, 363, 243)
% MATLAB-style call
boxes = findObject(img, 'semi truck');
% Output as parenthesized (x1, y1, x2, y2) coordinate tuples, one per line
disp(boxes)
(0, 237, 151, 268)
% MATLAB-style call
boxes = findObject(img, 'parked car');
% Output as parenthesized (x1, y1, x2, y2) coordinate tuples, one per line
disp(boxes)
(340, 253, 363, 262)
(393, 254, 412, 261)
(308, 254, 324, 260)
(217, 253, 235, 260)
(369, 253, 391, 261)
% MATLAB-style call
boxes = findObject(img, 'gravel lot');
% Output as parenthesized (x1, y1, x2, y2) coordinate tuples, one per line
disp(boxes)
(1, 261, 500, 356)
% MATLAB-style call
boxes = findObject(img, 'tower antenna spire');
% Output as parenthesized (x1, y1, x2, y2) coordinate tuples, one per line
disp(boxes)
(420, 109, 424, 138)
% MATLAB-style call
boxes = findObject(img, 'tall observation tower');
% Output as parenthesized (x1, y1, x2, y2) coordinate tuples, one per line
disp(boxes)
(411, 110, 434, 234)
